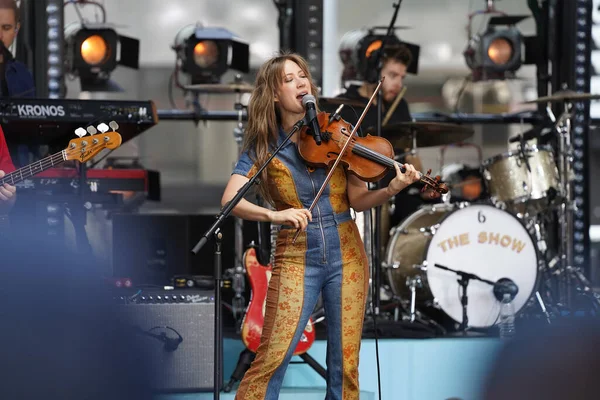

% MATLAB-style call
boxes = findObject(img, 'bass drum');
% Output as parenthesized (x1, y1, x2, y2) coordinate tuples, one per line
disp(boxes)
(384, 203, 539, 328)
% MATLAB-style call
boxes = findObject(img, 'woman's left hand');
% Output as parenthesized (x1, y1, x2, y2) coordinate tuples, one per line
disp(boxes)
(386, 162, 420, 196)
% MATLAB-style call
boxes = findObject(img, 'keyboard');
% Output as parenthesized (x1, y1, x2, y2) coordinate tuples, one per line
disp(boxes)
(0, 98, 158, 145)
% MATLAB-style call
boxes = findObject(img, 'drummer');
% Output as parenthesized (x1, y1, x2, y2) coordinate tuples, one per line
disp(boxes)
(334, 43, 440, 227)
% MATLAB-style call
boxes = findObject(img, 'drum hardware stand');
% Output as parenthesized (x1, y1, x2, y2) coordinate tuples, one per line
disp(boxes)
(534, 291, 553, 325)
(518, 213, 557, 324)
(547, 101, 583, 309)
(363, 201, 375, 315)
(406, 275, 423, 323)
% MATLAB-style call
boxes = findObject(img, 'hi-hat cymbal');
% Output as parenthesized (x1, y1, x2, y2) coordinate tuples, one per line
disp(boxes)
(523, 89, 600, 104)
(184, 81, 254, 94)
(319, 97, 367, 109)
(366, 122, 474, 148)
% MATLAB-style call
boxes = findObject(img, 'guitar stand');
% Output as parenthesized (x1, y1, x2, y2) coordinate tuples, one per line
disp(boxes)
(223, 349, 327, 393)
(291, 352, 327, 379)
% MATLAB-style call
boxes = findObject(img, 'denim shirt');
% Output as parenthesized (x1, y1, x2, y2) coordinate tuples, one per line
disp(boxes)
(3, 60, 35, 98)
(232, 127, 351, 221)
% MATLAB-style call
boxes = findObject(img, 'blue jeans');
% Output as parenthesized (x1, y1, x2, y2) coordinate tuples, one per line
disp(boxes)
(235, 211, 369, 400)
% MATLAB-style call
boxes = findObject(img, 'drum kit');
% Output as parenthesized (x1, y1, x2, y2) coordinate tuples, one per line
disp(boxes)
(374, 89, 600, 335)
(186, 79, 600, 336)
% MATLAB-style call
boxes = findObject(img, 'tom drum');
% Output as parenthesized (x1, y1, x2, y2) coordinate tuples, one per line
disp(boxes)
(481, 145, 560, 214)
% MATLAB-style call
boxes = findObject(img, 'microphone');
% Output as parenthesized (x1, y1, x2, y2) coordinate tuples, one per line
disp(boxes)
(508, 123, 553, 143)
(223, 348, 256, 392)
(328, 104, 345, 124)
(163, 336, 183, 352)
(302, 94, 322, 145)
(493, 278, 519, 301)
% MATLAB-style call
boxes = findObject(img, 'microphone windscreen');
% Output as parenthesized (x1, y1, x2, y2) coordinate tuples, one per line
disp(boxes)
(302, 94, 316, 106)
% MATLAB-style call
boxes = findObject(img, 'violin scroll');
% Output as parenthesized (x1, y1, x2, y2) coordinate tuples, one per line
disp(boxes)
(419, 168, 449, 195)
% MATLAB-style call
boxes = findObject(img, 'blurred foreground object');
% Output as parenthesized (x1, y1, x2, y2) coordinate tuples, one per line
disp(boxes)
(482, 318, 600, 400)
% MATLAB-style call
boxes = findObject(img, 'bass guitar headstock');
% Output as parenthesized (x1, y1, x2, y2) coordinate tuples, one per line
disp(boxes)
(65, 121, 123, 163)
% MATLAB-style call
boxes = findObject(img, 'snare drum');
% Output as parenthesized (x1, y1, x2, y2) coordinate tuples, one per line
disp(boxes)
(482, 145, 559, 214)
(384, 203, 539, 328)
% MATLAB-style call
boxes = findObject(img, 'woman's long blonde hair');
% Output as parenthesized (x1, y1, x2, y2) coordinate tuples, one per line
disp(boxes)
(243, 52, 319, 206)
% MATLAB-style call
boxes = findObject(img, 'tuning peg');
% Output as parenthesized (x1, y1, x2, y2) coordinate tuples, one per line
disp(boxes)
(109, 121, 119, 131)
(75, 127, 87, 138)
(86, 126, 97, 135)
(97, 123, 109, 133)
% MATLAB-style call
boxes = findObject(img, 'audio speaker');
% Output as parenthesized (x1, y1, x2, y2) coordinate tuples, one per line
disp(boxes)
(114, 288, 219, 392)
(112, 213, 266, 285)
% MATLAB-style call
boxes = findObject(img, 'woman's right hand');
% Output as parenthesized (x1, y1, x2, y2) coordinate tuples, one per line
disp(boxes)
(269, 208, 312, 230)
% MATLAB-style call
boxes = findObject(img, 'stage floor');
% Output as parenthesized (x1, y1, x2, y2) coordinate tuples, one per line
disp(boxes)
(159, 336, 505, 400)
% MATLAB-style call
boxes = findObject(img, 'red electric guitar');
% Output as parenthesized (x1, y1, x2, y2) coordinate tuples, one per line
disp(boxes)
(240, 242, 316, 355)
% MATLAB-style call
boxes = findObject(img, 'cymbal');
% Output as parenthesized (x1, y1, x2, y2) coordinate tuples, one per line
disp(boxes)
(366, 122, 474, 148)
(184, 82, 254, 94)
(522, 89, 600, 104)
(319, 97, 367, 109)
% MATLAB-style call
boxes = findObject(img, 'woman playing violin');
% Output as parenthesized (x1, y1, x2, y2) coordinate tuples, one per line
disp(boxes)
(222, 52, 421, 399)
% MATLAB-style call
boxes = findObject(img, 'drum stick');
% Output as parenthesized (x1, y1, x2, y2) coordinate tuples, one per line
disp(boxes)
(382, 86, 407, 127)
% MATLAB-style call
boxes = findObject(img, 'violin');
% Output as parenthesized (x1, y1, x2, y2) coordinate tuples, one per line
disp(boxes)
(291, 78, 447, 243)
(297, 112, 449, 195)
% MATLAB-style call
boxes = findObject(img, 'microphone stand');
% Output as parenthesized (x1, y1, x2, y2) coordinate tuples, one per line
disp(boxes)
(191, 118, 306, 399)
(432, 263, 496, 333)
(368, 0, 402, 322)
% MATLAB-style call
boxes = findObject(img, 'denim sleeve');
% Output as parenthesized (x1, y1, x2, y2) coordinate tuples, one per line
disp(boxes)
(231, 150, 257, 178)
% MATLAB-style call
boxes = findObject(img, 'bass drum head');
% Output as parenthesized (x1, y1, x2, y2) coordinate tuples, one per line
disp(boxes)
(425, 204, 539, 328)
(385, 203, 455, 298)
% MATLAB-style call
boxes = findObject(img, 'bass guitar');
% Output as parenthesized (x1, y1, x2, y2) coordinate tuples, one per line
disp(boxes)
(0, 123, 122, 232)
(240, 241, 316, 356)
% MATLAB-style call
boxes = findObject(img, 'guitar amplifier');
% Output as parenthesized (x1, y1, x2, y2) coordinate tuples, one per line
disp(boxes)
(113, 288, 220, 392)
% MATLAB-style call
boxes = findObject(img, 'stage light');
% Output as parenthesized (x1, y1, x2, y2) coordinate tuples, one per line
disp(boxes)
(172, 24, 250, 84)
(80, 34, 109, 65)
(338, 28, 420, 84)
(64, 23, 140, 92)
(463, 15, 529, 81)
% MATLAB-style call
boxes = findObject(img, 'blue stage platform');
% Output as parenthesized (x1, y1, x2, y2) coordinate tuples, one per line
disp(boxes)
(160, 337, 505, 400)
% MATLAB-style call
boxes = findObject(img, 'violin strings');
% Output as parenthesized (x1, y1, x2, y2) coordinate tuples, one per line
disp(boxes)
(330, 133, 440, 188)
(334, 131, 395, 168)
(351, 142, 396, 169)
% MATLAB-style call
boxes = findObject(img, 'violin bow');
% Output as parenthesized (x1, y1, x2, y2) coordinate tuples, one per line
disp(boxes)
(291, 78, 385, 243)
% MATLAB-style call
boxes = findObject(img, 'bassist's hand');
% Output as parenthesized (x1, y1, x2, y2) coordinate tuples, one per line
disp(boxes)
(0, 170, 16, 212)
(0, 170, 16, 201)
(420, 187, 441, 200)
